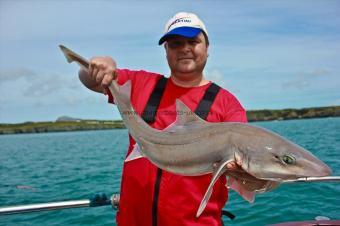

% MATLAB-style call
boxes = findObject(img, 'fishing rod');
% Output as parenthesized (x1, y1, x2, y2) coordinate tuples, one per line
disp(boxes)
(0, 193, 119, 215)
(283, 176, 340, 183)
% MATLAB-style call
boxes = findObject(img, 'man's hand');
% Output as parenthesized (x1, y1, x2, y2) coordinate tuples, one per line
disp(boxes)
(89, 56, 117, 90)
(79, 56, 117, 94)
(213, 161, 258, 181)
(224, 161, 262, 183)
(213, 161, 242, 171)
(226, 161, 242, 171)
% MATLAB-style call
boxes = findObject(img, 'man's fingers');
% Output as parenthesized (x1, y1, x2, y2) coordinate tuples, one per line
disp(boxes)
(213, 161, 240, 171)
(226, 161, 237, 169)
(96, 70, 105, 84)
(91, 64, 99, 80)
(88, 57, 117, 93)
(88, 63, 93, 77)
(102, 73, 114, 87)
(225, 161, 245, 172)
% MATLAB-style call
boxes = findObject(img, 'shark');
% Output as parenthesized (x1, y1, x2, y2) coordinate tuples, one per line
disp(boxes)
(60, 45, 337, 218)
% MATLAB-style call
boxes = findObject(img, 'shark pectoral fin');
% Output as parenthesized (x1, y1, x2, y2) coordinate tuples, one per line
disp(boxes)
(165, 99, 209, 133)
(196, 160, 232, 218)
(125, 143, 144, 162)
(227, 176, 255, 203)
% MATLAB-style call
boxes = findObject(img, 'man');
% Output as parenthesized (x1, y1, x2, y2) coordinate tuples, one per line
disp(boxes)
(79, 12, 247, 226)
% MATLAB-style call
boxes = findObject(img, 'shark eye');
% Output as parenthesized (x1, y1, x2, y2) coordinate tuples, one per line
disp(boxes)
(282, 155, 296, 165)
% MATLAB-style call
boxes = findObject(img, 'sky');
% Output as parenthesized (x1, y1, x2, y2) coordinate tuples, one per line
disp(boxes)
(0, 0, 339, 123)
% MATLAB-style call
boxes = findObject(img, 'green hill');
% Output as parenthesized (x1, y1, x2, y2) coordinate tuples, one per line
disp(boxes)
(0, 120, 124, 135)
(247, 106, 340, 122)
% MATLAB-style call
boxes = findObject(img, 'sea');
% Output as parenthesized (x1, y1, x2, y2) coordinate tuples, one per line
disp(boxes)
(0, 118, 339, 226)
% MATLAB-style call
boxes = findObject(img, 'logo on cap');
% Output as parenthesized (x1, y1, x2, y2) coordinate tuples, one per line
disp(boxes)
(168, 17, 192, 31)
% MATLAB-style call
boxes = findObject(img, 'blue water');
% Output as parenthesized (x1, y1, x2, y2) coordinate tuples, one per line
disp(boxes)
(0, 118, 339, 225)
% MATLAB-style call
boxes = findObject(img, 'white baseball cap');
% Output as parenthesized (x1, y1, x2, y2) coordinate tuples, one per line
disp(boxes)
(158, 12, 209, 45)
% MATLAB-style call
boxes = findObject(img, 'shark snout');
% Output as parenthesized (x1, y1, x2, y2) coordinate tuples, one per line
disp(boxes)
(307, 160, 332, 177)
(318, 163, 332, 176)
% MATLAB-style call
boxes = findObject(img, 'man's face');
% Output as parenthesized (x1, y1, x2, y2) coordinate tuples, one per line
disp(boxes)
(165, 32, 208, 79)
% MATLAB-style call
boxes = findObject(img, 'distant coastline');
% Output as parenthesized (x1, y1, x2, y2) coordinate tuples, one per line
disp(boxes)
(1, 106, 339, 135)
(246, 105, 340, 122)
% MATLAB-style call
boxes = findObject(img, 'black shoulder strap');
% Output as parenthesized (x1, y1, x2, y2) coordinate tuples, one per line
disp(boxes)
(142, 79, 220, 123)
(194, 83, 221, 120)
(141, 76, 168, 123)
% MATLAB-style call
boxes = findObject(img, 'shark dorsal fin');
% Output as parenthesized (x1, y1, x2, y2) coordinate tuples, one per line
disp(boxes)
(175, 99, 205, 125)
(164, 99, 208, 132)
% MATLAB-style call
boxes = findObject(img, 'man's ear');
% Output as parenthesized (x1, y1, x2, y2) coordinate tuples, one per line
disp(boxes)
(164, 42, 169, 57)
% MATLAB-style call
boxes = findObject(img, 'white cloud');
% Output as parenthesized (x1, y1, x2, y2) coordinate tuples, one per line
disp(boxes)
(281, 68, 333, 90)
(205, 69, 241, 93)
(205, 69, 225, 86)
(0, 67, 81, 97)
(0, 68, 37, 83)
(65, 94, 104, 106)
(328, 99, 340, 106)
(309, 68, 330, 76)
